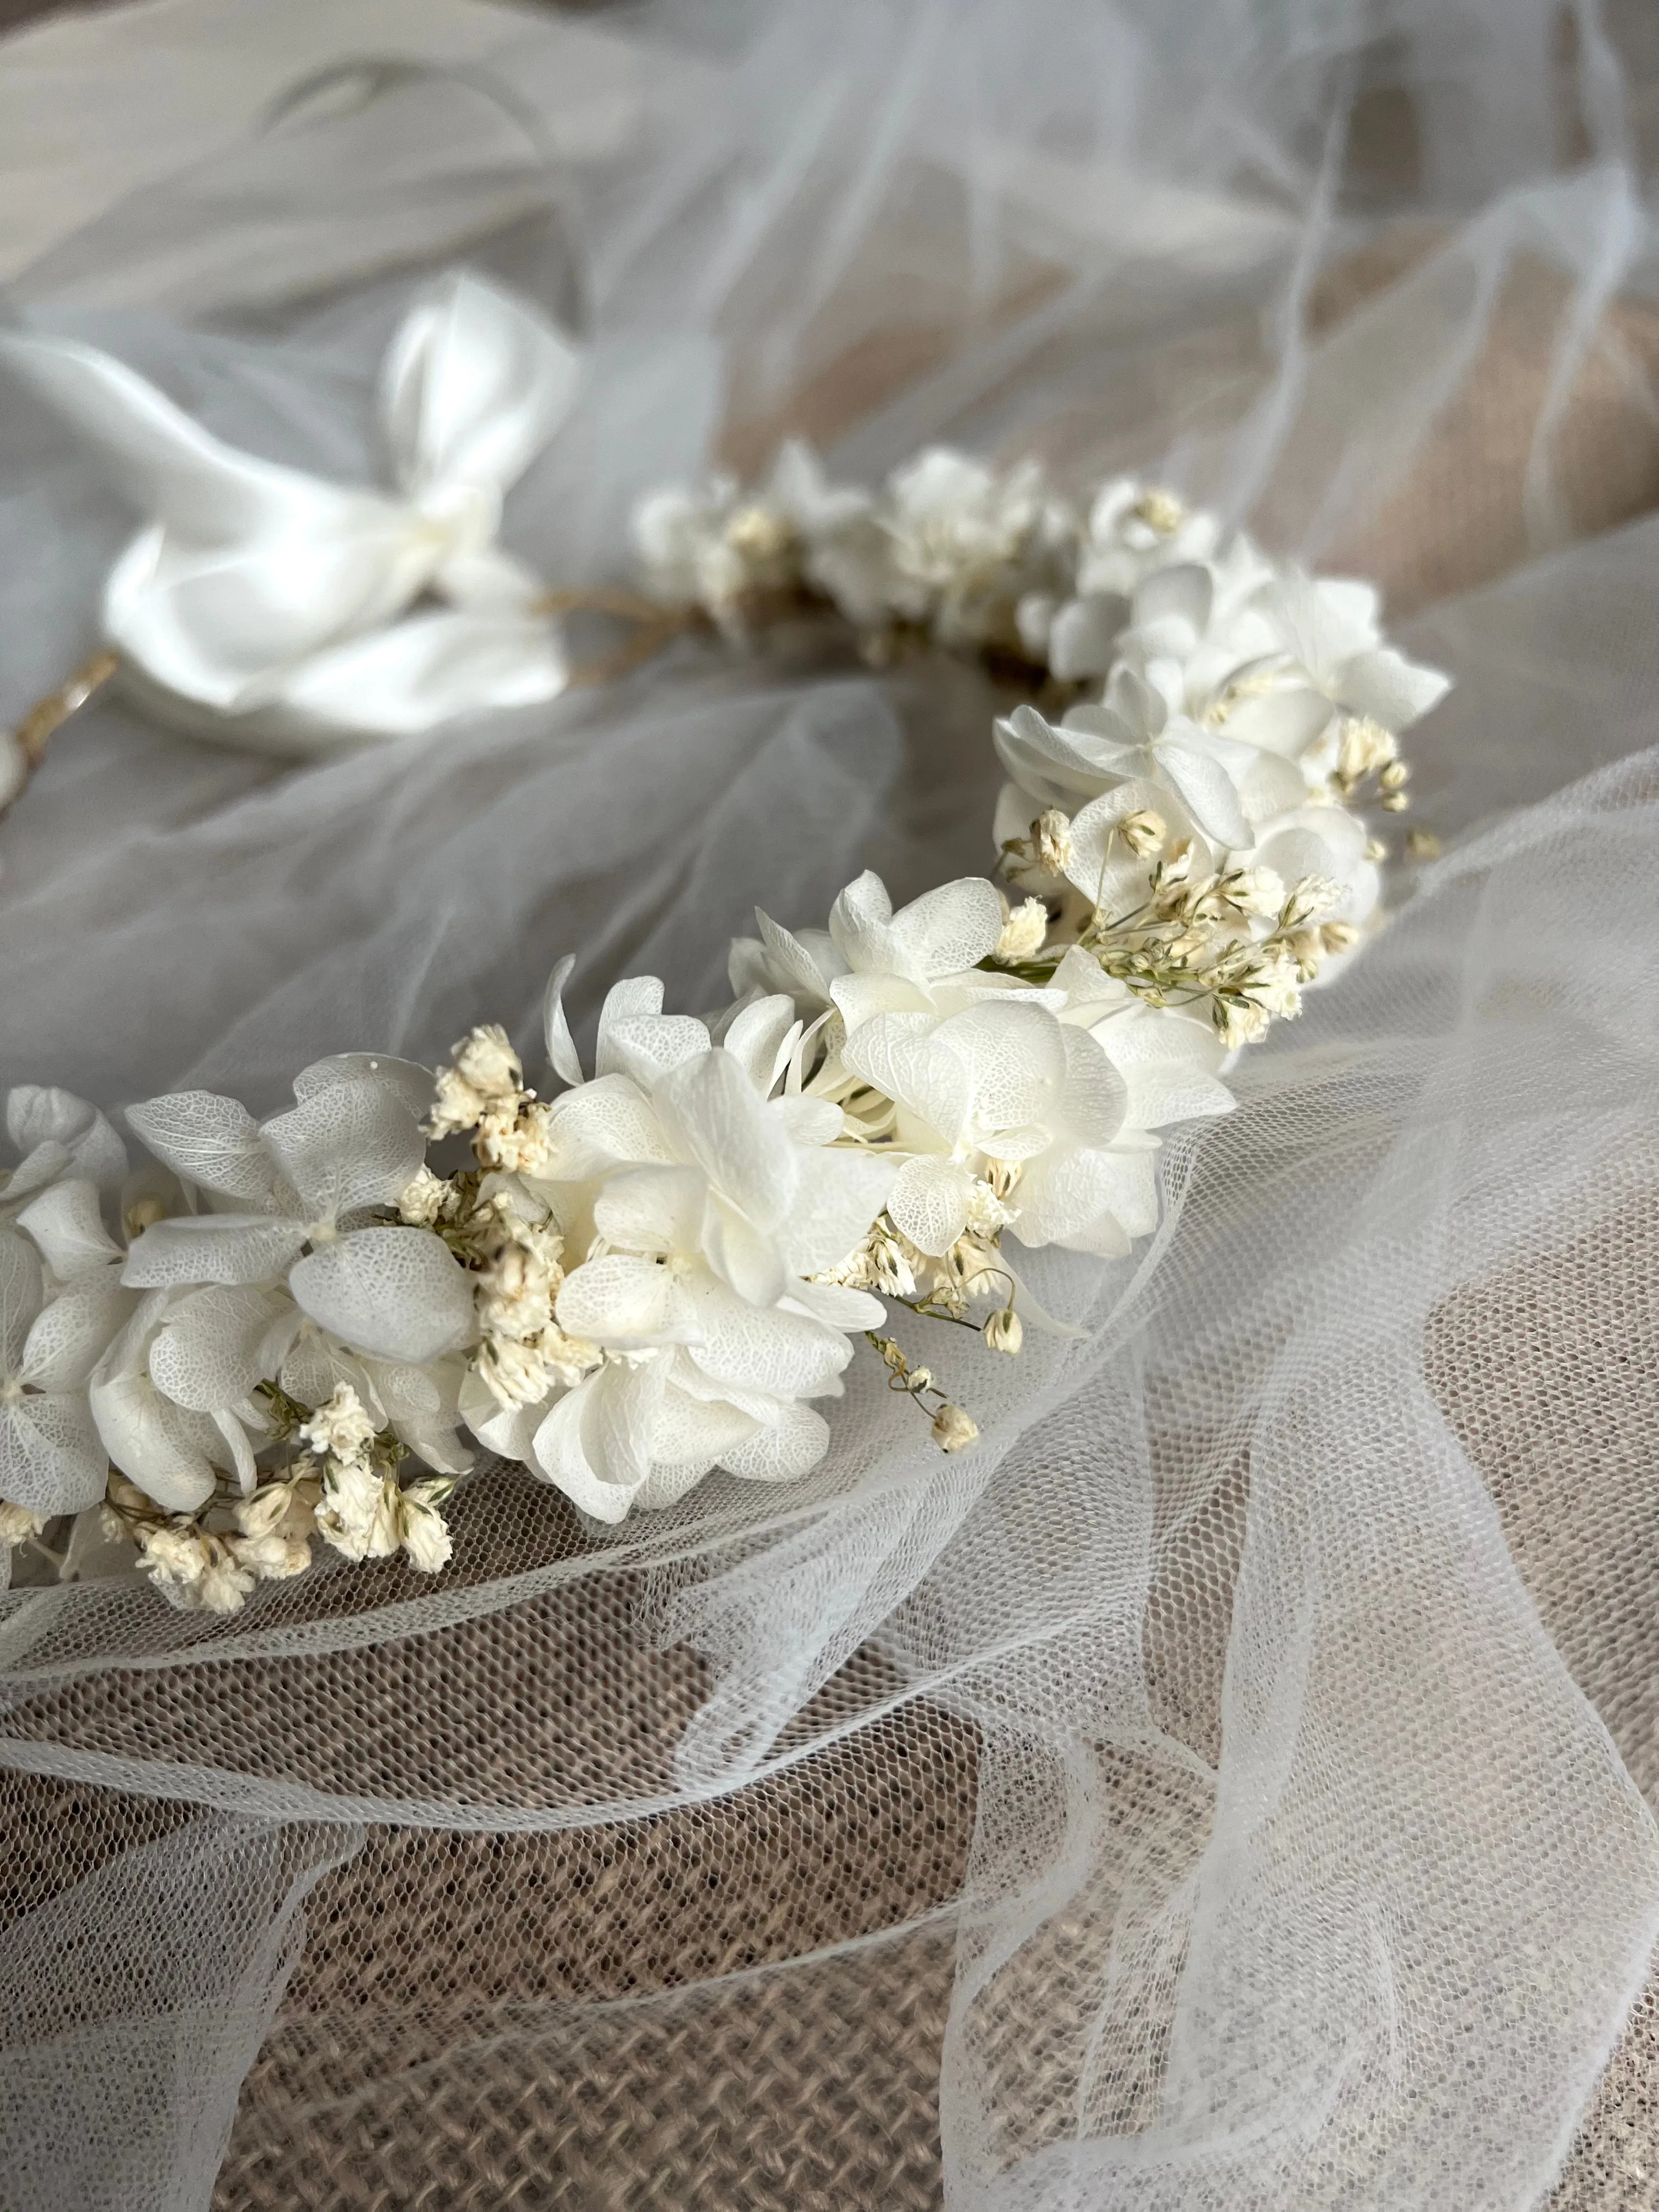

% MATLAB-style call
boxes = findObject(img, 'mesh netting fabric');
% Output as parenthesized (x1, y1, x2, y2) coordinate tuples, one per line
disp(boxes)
(2, 3, 1659, 2205)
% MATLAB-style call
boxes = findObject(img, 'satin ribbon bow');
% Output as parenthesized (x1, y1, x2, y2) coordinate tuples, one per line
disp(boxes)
(0, 271, 582, 752)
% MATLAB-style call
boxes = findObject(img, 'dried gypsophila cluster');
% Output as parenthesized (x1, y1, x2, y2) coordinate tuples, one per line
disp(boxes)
(0, 476, 1448, 1602)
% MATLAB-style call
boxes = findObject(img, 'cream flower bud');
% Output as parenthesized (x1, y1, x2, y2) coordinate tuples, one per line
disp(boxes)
(0, 1502, 44, 1546)
(476, 1100, 554, 1176)
(452, 1022, 521, 1098)
(1119, 809, 1166, 859)
(1224, 867, 1285, 918)
(232, 1484, 297, 1541)
(1280, 876, 1342, 929)
(995, 897, 1049, 963)
(317, 1459, 399, 1562)
(196, 1548, 257, 1615)
(398, 1166, 450, 1227)
(399, 1486, 454, 1574)
(479, 1337, 554, 1410)
(1130, 487, 1186, 536)
(932, 1403, 979, 1452)
(984, 1307, 1023, 1356)
(427, 1065, 487, 1139)
(139, 1525, 208, 1585)
(300, 1384, 377, 1467)
(963, 1180, 1016, 1238)
(230, 1530, 311, 1582)
(1336, 715, 1397, 787)
(1034, 809, 1074, 873)
(541, 1327, 603, 1391)
(1215, 998, 1270, 1048)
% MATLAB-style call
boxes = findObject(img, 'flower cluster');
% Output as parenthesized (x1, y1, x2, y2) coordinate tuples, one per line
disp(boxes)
(636, 447, 1448, 1044)
(0, 461, 1448, 1607)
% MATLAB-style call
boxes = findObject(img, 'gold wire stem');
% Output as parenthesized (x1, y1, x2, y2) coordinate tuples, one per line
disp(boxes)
(566, 608, 694, 690)
(2, 647, 119, 820)
(534, 584, 682, 624)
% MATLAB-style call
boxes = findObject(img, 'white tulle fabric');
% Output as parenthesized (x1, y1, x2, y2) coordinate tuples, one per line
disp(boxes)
(0, 269, 580, 750)
(0, 6, 1657, 2211)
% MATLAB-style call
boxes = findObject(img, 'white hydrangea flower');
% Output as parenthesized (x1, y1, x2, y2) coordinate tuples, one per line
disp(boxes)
(1227, 569, 1451, 765)
(465, 972, 902, 1522)
(634, 442, 872, 637)
(866, 448, 1073, 649)
(1017, 479, 1221, 677)
(729, 870, 1014, 1035)
(838, 997, 1137, 1259)
(121, 1053, 476, 1368)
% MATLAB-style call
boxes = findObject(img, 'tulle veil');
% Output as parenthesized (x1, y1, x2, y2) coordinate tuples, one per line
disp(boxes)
(1, 3, 1657, 2205)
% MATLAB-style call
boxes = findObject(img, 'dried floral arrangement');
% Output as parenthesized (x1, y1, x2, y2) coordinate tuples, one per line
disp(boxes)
(0, 286, 1450, 1612)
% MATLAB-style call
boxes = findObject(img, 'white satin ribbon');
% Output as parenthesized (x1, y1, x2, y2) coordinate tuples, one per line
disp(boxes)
(0, 271, 582, 753)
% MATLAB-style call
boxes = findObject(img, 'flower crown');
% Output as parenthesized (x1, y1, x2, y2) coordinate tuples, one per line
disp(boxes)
(0, 273, 1449, 1613)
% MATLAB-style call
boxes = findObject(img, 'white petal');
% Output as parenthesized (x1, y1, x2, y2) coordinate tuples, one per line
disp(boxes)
(591, 1166, 706, 1257)
(601, 1014, 713, 1090)
(783, 1278, 886, 1331)
(779, 1149, 899, 1277)
(146, 1285, 288, 1413)
(20, 1273, 132, 1392)
(1132, 561, 1212, 637)
(654, 1050, 800, 1231)
(542, 1075, 673, 1180)
(596, 977, 665, 1079)
(829, 972, 935, 1031)
(542, 954, 584, 1087)
(292, 1054, 436, 1119)
(1054, 1025, 1129, 1147)
(887, 1156, 974, 1259)
(121, 1214, 307, 1290)
(722, 996, 797, 1091)
(932, 999, 1069, 1136)
(459, 1364, 545, 1464)
(289, 1228, 477, 1363)
(555, 1253, 681, 1346)
(0, 1392, 109, 1517)
(1048, 595, 1124, 681)
(89, 1369, 219, 1513)
(680, 1271, 853, 1399)
(840, 1014, 970, 1145)
(771, 1094, 843, 1149)
(889, 877, 1005, 979)
(125, 1090, 286, 1210)
(0, 1228, 44, 1373)
(720, 1401, 831, 1482)
(362, 1354, 472, 1476)
(1336, 645, 1452, 731)
(1156, 738, 1252, 850)
(752, 912, 845, 1005)
(826, 871, 896, 969)
(14, 1179, 122, 1280)
(262, 1075, 425, 1223)
(701, 1198, 787, 1309)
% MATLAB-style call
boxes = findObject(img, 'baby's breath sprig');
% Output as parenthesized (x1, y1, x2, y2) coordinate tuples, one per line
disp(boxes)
(866, 1334, 980, 1453)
